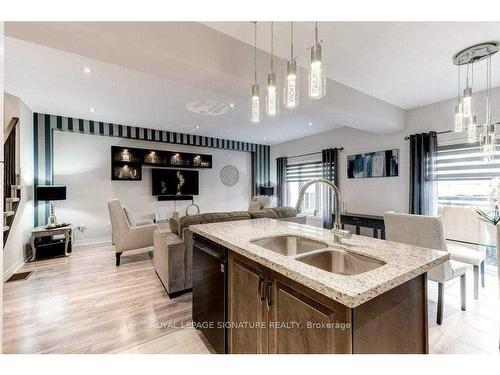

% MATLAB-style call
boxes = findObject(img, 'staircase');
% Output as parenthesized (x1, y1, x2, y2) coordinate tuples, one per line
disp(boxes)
(3, 117, 21, 244)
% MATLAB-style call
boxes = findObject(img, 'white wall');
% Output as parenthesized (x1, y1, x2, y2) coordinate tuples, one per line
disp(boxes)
(3, 96, 34, 280)
(53, 132, 252, 245)
(271, 86, 500, 219)
(271, 127, 409, 217)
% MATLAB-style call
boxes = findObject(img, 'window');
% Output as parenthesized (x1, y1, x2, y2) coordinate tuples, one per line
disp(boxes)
(285, 160, 325, 217)
(437, 142, 500, 207)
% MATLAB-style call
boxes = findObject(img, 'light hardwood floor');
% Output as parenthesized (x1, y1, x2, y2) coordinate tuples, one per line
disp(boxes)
(2, 244, 499, 354)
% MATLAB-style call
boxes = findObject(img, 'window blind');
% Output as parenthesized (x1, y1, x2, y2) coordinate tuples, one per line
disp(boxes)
(437, 142, 500, 206)
(436, 142, 500, 181)
(286, 161, 323, 182)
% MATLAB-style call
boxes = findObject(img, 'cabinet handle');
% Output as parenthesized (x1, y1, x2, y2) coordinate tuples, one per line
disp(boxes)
(259, 275, 266, 303)
(266, 280, 273, 311)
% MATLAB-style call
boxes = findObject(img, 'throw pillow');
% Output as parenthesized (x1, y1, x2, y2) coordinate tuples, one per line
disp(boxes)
(248, 201, 261, 212)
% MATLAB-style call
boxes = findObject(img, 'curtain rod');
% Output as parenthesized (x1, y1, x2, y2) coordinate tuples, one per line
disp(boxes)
(287, 147, 344, 159)
(404, 130, 452, 140)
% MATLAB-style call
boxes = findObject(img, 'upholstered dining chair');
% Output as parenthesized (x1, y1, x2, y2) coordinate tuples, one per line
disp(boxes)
(107, 199, 157, 266)
(384, 212, 468, 325)
(439, 205, 487, 299)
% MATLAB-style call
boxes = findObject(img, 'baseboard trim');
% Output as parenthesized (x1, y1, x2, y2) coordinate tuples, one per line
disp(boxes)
(73, 238, 112, 249)
(3, 256, 28, 282)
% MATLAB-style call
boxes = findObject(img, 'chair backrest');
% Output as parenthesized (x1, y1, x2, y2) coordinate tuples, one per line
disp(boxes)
(439, 205, 488, 244)
(383, 212, 447, 252)
(108, 199, 130, 244)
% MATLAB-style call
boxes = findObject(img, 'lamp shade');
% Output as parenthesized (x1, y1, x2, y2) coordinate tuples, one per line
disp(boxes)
(260, 186, 274, 196)
(36, 185, 67, 201)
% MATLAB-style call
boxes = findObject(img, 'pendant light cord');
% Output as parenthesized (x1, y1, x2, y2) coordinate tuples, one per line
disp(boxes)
(254, 21, 257, 85)
(315, 21, 318, 44)
(457, 64, 461, 104)
(290, 21, 294, 58)
(270, 22, 274, 72)
(487, 54, 491, 125)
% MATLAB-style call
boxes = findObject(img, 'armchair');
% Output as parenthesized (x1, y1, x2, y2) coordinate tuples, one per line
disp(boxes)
(108, 199, 158, 266)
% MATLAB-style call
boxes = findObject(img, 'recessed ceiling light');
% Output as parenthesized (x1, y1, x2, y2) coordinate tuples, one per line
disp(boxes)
(263, 136, 267, 140)
(308, 122, 313, 126)
(83, 66, 92, 74)
(89, 107, 96, 113)
(229, 103, 234, 108)
(195, 125, 200, 129)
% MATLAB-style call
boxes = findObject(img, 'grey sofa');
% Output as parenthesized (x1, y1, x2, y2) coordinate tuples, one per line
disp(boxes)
(153, 207, 305, 297)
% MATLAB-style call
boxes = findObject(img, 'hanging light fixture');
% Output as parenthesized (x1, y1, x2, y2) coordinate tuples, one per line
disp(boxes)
(309, 21, 326, 99)
(454, 65, 464, 132)
(453, 43, 499, 150)
(266, 21, 278, 116)
(480, 54, 497, 163)
(462, 63, 473, 119)
(251, 21, 260, 123)
(284, 22, 298, 109)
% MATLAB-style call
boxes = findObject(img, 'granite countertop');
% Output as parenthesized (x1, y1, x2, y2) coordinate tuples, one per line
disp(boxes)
(190, 218, 449, 308)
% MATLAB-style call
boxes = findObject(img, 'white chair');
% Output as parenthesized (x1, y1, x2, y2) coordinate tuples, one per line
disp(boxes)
(384, 212, 468, 325)
(107, 199, 157, 266)
(439, 206, 487, 299)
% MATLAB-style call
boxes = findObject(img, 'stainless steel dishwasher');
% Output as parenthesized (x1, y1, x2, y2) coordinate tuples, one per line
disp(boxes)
(192, 234, 227, 354)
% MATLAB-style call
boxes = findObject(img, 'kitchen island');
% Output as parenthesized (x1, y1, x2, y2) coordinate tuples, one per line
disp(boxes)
(190, 218, 448, 354)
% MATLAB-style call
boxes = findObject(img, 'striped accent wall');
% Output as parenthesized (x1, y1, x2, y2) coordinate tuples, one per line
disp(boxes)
(33, 113, 270, 226)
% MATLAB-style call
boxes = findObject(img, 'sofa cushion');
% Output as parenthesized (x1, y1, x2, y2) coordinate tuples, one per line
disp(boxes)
(178, 214, 208, 236)
(202, 212, 231, 223)
(227, 211, 252, 221)
(250, 210, 279, 219)
(272, 207, 297, 218)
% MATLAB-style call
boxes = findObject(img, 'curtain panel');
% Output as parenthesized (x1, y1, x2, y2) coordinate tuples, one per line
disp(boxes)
(276, 157, 288, 207)
(409, 132, 438, 215)
(322, 148, 339, 229)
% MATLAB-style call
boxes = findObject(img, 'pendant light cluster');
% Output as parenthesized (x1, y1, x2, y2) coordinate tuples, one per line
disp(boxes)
(453, 43, 499, 162)
(250, 21, 326, 123)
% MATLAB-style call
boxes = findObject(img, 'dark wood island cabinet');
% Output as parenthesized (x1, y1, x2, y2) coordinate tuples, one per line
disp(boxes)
(227, 252, 428, 354)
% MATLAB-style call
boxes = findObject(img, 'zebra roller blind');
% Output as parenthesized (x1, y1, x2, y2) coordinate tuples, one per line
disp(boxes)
(436, 142, 500, 181)
(437, 141, 500, 206)
(286, 161, 323, 182)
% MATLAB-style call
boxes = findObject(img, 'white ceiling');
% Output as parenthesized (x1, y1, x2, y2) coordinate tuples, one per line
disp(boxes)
(4, 22, 500, 145)
(205, 22, 500, 110)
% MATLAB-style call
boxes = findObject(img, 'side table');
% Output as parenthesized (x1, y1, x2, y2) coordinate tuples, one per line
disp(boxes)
(29, 225, 73, 261)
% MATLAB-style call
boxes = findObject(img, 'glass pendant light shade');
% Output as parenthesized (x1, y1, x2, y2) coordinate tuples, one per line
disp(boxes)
(266, 22, 279, 117)
(463, 87, 473, 118)
(466, 113, 477, 143)
(480, 124, 497, 163)
(284, 59, 299, 108)
(251, 84, 260, 123)
(266, 73, 278, 116)
(284, 22, 299, 109)
(454, 102, 464, 132)
(309, 43, 326, 99)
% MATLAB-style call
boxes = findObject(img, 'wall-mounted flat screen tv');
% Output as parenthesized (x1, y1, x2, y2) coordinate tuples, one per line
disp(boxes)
(152, 169, 199, 196)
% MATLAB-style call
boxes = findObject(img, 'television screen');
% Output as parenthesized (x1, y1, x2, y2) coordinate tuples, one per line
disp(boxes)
(152, 169, 199, 196)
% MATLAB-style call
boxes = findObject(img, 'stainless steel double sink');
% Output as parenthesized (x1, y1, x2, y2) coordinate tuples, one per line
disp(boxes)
(250, 235, 385, 276)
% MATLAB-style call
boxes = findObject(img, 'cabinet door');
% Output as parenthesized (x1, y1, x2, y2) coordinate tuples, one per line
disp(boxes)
(228, 254, 268, 354)
(268, 274, 352, 354)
